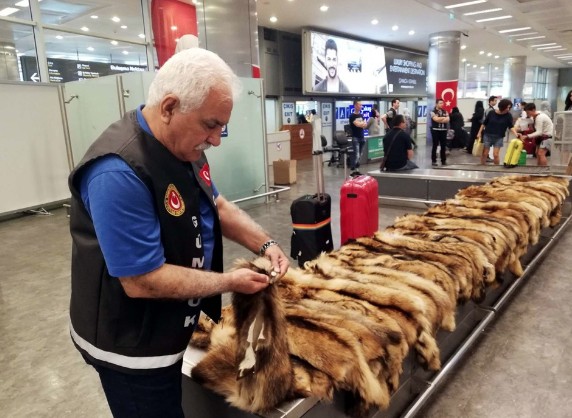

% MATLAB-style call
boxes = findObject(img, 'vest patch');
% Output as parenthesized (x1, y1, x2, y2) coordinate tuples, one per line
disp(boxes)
(164, 184, 185, 216)
(199, 163, 212, 187)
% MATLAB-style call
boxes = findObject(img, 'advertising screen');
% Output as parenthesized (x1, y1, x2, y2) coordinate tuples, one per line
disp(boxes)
(303, 29, 427, 97)
(304, 30, 387, 96)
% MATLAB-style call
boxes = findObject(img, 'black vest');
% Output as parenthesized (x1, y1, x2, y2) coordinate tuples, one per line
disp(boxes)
(68, 110, 222, 373)
(432, 108, 448, 130)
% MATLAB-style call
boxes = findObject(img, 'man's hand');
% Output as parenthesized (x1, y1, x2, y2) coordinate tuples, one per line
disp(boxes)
(262, 244, 290, 280)
(228, 268, 270, 294)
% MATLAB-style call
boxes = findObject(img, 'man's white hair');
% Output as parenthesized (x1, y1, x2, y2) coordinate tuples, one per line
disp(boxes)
(146, 48, 241, 112)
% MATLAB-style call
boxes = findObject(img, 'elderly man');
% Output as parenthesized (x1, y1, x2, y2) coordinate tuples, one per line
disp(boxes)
(68, 48, 289, 417)
(518, 102, 554, 166)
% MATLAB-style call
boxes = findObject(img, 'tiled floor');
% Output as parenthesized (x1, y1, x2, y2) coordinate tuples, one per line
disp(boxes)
(0, 137, 570, 417)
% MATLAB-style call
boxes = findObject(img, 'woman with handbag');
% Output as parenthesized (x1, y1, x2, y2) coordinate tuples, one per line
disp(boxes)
(476, 99, 518, 165)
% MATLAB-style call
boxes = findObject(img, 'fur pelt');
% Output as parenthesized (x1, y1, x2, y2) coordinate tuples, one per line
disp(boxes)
(190, 174, 569, 417)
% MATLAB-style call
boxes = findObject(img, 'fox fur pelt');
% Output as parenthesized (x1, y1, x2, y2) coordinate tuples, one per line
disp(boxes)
(190, 175, 569, 417)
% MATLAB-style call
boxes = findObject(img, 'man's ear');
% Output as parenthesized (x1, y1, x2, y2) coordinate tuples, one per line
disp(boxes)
(160, 95, 179, 124)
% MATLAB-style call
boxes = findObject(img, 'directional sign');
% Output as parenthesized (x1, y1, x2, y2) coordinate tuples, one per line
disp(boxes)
(30, 73, 39, 82)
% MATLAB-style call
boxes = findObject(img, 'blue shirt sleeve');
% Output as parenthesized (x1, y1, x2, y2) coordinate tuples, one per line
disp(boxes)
(79, 155, 165, 277)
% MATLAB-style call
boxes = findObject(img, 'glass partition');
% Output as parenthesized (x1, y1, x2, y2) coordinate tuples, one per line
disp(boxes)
(205, 78, 267, 201)
(121, 70, 155, 111)
(0, 22, 36, 82)
(64, 75, 122, 166)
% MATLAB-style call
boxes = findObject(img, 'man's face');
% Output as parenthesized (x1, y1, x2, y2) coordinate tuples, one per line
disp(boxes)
(436, 100, 444, 109)
(490, 98, 498, 107)
(354, 102, 362, 112)
(525, 109, 536, 118)
(394, 100, 400, 109)
(161, 88, 233, 162)
(325, 48, 338, 79)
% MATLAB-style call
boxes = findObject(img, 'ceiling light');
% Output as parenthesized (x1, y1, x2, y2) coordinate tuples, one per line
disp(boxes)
(15, 0, 29, 6)
(531, 43, 557, 48)
(473, 64, 477, 68)
(536, 45, 562, 50)
(494, 55, 499, 58)
(392, 25, 398, 31)
(553, 53, 572, 56)
(269, 16, 277, 23)
(549, 48, 566, 52)
(320, 5, 328, 12)
(515, 36, 545, 41)
(122, 50, 129, 55)
(0, 7, 19, 16)
(466, 62, 470, 66)
(371, 19, 378, 25)
(120, 25, 127, 29)
(480, 66, 485, 69)
(445, 0, 486, 9)
(479, 50, 485, 55)
(461, 45, 467, 50)
(464, 8, 502, 16)
(508, 32, 537, 37)
(462, 58, 466, 62)
(80, 26, 89, 32)
(4, 45, 15, 50)
(56, 35, 63, 40)
(87, 47, 94, 51)
(138, 34, 145, 39)
(556, 56, 572, 59)
(476, 15, 512, 23)
(498, 27, 531, 34)
(408, 30, 415, 35)
(111, 16, 120, 22)
(90, 15, 98, 19)
(494, 66, 498, 70)
(487, 52, 492, 56)
(110, 40, 118, 45)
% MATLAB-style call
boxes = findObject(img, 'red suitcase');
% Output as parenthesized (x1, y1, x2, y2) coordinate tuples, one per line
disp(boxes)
(340, 174, 379, 245)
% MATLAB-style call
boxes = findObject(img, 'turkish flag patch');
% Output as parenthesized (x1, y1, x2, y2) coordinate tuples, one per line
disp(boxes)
(199, 163, 212, 187)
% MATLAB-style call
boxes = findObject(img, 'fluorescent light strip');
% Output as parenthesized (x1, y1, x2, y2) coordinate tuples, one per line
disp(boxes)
(498, 27, 531, 34)
(0, 7, 19, 16)
(515, 36, 546, 41)
(508, 32, 537, 37)
(536, 46, 562, 50)
(557, 56, 572, 59)
(549, 49, 567, 52)
(476, 15, 512, 22)
(464, 8, 502, 16)
(530, 43, 557, 47)
(445, 0, 486, 9)
(554, 53, 572, 57)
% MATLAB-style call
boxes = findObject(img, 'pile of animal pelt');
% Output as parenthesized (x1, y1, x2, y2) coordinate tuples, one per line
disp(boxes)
(189, 175, 570, 417)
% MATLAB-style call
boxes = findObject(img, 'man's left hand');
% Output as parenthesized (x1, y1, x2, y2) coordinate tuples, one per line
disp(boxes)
(263, 245, 290, 280)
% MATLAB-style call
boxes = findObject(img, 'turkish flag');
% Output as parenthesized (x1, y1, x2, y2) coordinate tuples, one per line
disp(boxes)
(436, 80, 458, 113)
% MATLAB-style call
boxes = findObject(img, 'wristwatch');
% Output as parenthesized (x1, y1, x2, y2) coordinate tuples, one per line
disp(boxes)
(259, 240, 279, 256)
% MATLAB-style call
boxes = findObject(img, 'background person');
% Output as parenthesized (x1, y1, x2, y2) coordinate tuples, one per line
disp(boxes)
(449, 106, 466, 149)
(466, 100, 484, 154)
(68, 48, 289, 418)
(382, 115, 418, 171)
(381, 98, 400, 133)
(349, 100, 367, 172)
(518, 102, 554, 166)
(366, 104, 381, 135)
(401, 108, 417, 149)
(565, 90, 572, 111)
(430, 99, 450, 167)
(476, 98, 517, 165)
(313, 38, 350, 93)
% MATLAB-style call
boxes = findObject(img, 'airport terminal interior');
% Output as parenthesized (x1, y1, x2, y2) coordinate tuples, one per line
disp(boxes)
(1, 0, 572, 417)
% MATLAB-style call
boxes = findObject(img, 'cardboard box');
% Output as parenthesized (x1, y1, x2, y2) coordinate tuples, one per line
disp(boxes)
(273, 159, 297, 185)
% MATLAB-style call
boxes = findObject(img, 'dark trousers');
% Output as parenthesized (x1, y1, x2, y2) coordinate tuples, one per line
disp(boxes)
(431, 129, 448, 164)
(351, 137, 365, 169)
(91, 361, 185, 418)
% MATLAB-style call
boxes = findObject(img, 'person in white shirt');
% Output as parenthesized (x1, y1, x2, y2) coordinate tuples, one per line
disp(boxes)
(518, 102, 553, 166)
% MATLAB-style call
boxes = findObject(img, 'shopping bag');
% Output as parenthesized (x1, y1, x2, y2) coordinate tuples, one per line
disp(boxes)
(472, 138, 484, 157)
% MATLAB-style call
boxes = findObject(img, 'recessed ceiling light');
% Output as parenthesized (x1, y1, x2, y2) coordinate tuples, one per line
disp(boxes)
(515, 36, 545, 41)
(138, 34, 145, 39)
(462, 58, 466, 62)
(476, 15, 512, 23)
(479, 50, 485, 55)
(110, 40, 118, 45)
(0, 7, 19, 16)
(320, 5, 329, 12)
(90, 15, 98, 19)
(111, 16, 121, 22)
(464, 8, 502, 16)
(80, 26, 89, 32)
(122, 50, 129, 55)
(461, 45, 467, 50)
(480, 66, 485, 69)
(56, 35, 63, 40)
(549, 48, 566, 52)
(371, 19, 378, 25)
(537, 45, 562, 50)
(487, 52, 492, 56)
(445, 0, 486, 9)
(494, 66, 498, 70)
(408, 30, 415, 35)
(473, 64, 477, 68)
(120, 25, 127, 29)
(498, 27, 531, 34)
(508, 32, 537, 37)
(392, 25, 398, 31)
(4, 45, 15, 50)
(466, 62, 470, 66)
(87, 47, 94, 51)
(531, 43, 557, 48)
(269, 16, 277, 23)
(494, 55, 499, 58)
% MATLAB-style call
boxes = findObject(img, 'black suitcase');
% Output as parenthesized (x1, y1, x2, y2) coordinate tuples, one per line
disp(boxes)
(290, 152, 334, 267)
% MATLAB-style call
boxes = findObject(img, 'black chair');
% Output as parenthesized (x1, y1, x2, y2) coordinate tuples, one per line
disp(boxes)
(327, 131, 353, 167)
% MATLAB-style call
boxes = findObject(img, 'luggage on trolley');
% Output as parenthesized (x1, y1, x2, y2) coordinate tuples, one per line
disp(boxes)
(523, 137, 536, 155)
(504, 138, 524, 168)
(340, 174, 379, 245)
(290, 151, 334, 267)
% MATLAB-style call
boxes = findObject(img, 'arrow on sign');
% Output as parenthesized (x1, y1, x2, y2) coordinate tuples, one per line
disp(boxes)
(30, 73, 39, 82)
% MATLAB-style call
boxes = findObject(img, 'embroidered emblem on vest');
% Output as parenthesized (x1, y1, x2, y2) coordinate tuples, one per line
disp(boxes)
(164, 184, 185, 216)
(199, 163, 212, 187)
